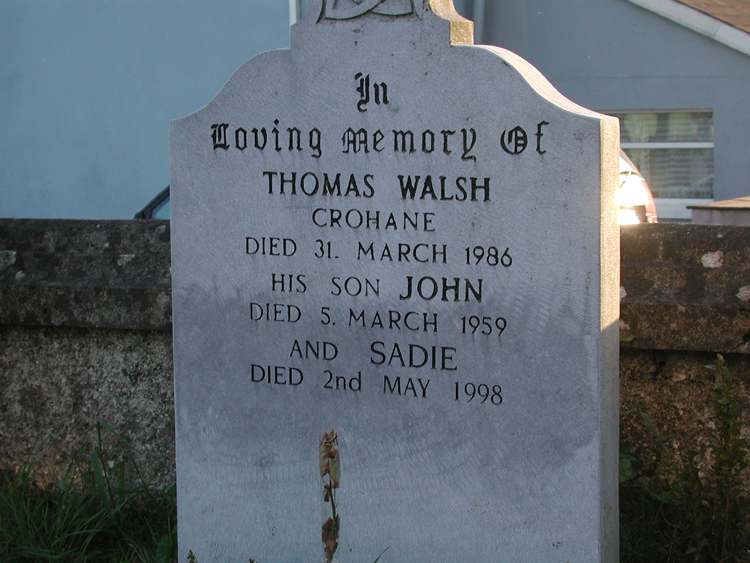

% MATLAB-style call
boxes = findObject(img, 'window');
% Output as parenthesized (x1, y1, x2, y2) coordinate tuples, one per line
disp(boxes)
(607, 111, 714, 220)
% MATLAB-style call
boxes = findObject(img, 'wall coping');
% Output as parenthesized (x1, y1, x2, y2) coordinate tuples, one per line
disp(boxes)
(0, 219, 171, 331)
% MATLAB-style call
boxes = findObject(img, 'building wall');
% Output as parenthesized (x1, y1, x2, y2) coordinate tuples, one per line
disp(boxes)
(4, 1, 749, 220)
(0, 0, 290, 220)
(483, 0, 750, 204)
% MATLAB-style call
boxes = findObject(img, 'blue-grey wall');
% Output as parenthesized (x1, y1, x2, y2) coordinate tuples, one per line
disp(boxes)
(484, 0, 750, 203)
(4, 0, 747, 218)
(0, 1, 289, 219)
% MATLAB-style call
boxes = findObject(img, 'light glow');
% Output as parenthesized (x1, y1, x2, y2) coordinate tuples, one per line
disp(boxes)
(617, 174, 650, 207)
(619, 209, 642, 225)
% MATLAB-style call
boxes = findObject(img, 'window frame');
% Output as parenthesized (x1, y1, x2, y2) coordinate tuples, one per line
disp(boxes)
(604, 109, 715, 221)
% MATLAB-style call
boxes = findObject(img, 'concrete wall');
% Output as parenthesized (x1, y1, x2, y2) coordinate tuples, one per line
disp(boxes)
(0, 1, 290, 220)
(1, 220, 749, 490)
(484, 0, 750, 204)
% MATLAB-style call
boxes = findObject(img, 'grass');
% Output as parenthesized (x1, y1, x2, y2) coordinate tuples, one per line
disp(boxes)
(0, 421, 176, 563)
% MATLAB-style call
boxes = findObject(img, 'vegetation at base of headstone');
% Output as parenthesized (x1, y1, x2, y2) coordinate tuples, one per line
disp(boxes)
(620, 355, 750, 563)
(319, 429, 341, 563)
(0, 420, 176, 563)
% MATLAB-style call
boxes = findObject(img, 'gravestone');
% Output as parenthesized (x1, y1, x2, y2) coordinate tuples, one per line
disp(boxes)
(170, 1, 620, 562)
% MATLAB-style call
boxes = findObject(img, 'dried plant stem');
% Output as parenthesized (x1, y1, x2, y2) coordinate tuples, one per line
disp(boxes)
(319, 429, 340, 562)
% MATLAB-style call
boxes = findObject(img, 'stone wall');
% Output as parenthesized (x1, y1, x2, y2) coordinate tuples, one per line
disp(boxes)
(619, 224, 750, 486)
(1, 219, 748, 489)
(0, 219, 174, 488)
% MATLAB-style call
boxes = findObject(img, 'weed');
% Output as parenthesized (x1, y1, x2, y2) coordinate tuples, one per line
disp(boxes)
(0, 420, 176, 563)
(700, 354, 749, 561)
(0, 458, 112, 562)
(620, 355, 750, 563)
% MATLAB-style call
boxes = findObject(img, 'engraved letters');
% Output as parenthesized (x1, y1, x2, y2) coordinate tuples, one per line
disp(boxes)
(536, 121, 549, 154)
(501, 126, 528, 155)
(398, 175, 490, 201)
(211, 121, 322, 157)
(211, 98, 556, 410)
(355, 73, 388, 112)
(212, 121, 553, 162)
(340, 127, 478, 159)
(211, 123, 230, 150)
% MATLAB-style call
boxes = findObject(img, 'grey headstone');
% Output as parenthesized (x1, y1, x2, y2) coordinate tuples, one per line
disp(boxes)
(170, 1, 620, 561)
